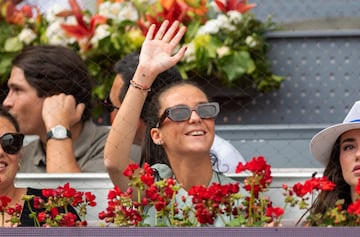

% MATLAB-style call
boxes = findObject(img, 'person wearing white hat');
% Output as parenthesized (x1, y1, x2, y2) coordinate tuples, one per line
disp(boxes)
(309, 100, 360, 221)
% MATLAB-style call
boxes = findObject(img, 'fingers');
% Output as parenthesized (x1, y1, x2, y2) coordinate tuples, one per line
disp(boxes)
(172, 45, 187, 62)
(145, 24, 156, 40)
(161, 20, 180, 42)
(154, 20, 170, 40)
(75, 103, 85, 121)
(146, 20, 183, 43)
(169, 25, 186, 46)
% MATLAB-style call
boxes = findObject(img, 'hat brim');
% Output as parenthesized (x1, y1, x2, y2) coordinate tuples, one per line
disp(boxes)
(310, 122, 360, 166)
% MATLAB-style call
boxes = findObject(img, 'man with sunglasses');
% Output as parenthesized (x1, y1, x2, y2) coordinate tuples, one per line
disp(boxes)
(107, 52, 245, 172)
(3, 45, 109, 173)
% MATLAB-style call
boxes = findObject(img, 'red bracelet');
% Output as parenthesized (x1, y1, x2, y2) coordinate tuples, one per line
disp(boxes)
(130, 80, 151, 92)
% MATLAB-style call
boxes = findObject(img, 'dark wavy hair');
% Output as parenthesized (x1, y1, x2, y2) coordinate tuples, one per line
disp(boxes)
(0, 106, 21, 132)
(306, 137, 351, 225)
(12, 45, 93, 121)
(139, 80, 217, 168)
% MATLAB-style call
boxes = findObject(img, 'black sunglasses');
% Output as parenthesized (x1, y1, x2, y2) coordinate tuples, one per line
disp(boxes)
(0, 133, 24, 154)
(102, 95, 119, 112)
(156, 102, 220, 128)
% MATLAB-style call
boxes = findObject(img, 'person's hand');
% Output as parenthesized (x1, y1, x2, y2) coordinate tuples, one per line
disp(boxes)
(137, 20, 187, 83)
(42, 93, 85, 130)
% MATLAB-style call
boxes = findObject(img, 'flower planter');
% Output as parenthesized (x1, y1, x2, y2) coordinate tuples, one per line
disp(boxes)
(1, 227, 360, 237)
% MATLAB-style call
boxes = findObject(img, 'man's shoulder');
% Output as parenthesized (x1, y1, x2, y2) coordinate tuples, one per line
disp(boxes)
(21, 138, 45, 172)
(23, 137, 42, 153)
(81, 120, 109, 141)
(86, 120, 110, 132)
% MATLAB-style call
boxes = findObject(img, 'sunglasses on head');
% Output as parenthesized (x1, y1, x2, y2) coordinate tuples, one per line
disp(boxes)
(0, 133, 24, 154)
(156, 102, 220, 128)
(102, 95, 120, 112)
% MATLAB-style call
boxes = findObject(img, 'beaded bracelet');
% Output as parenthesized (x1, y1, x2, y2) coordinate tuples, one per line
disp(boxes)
(130, 80, 151, 92)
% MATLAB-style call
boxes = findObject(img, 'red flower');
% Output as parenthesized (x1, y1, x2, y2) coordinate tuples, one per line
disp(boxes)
(108, 186, 123, 199)
(59, 0, 107, 51)
(37, 211, 47, 223)
(138, 0, 207, 36)
(0, 195, 11, 212)
(214, 0, 256, 13)
(140, 163, 155, 186)
(50, 207, 59, 218)
(32, 196, 43, 209)
(292, 176, 336, 198)
(123, 163, 140, 177)
(0, 1, 36, 25)
(188, 182, 240, 225)
(62, 183, 77, 198)
(85, 192, 96, 207)
(347, 200, 360, 215)
(42, 188, 56, 198)
(61, 212, 78, 226)
(265, 206, 284, 218)
(355, 178, 360, 195)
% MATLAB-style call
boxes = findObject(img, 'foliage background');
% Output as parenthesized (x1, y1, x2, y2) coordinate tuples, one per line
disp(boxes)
(0, 0, 283, 120)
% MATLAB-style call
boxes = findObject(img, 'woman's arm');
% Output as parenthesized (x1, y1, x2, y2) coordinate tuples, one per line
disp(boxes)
(104, 20, 187, 190)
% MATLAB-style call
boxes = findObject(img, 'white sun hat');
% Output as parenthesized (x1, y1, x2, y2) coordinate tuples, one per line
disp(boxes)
(310, 100, 360, 167)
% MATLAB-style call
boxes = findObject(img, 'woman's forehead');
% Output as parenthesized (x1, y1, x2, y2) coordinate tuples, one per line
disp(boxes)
(340, 129, 360, 141)
(159, 85, 208, 108)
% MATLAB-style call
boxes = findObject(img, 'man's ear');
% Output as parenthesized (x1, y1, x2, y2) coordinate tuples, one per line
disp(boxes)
(150, 127, 162, 144)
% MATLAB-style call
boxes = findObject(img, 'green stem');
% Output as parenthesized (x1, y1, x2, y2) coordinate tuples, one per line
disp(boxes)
(248, 179, 255, 225)
(1, 211, 4, 227)
(26, 200, 40, 227)
(170, 192, 176, 226)
(278, 202, 288, 224)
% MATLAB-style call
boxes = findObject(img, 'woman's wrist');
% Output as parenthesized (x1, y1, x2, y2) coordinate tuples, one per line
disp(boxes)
(133, 64, 157, 87)
(130, 80, 151, 92)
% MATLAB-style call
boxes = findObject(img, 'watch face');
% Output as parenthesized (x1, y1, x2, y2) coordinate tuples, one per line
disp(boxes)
(53, 126, 67, 139)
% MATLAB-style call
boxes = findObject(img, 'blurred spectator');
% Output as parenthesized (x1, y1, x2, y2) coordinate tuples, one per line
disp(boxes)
(3, 45, 108, 172)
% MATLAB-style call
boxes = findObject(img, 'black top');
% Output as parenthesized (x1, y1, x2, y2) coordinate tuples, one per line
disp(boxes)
(19, 187, 80, 227)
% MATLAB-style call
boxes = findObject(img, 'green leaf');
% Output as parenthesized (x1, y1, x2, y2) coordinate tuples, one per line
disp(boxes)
(218, 51, 255, 83)
(4, 37, 23, 52)
(226, 215, 246, 227)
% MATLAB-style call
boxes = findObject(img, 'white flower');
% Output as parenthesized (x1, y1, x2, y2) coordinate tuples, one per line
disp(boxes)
(46, 21, 76, 46)
(98, 2, 115, 19)
(197, 19, 220, 35)
(18, 28, 37, 45)
(44, 4, 68, 23)
(98, 2, 138, 23)
(245, 36, 257, 48)
(90, 24, 111, 47)
(197, 14, 236, 35)
(227, 10, 243, 24)
(116, 2, 138, 22)
(216, 46, 230, 58)
(217, 14, 236, 31)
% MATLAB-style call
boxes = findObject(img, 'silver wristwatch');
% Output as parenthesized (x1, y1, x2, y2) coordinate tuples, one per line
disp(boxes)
(46, 125, 72, 140)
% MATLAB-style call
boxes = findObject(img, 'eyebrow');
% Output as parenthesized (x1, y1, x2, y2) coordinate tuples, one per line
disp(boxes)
(340, 137, 355, 144)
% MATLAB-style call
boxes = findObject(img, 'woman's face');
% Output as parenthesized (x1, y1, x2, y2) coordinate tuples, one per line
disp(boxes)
(152, 84, 216, 157)
(0, 117, 21, 187)
(339, 129, 360, 187)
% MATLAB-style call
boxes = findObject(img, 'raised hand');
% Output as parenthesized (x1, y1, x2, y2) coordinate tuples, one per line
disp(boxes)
(138, 20, 187, 82)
